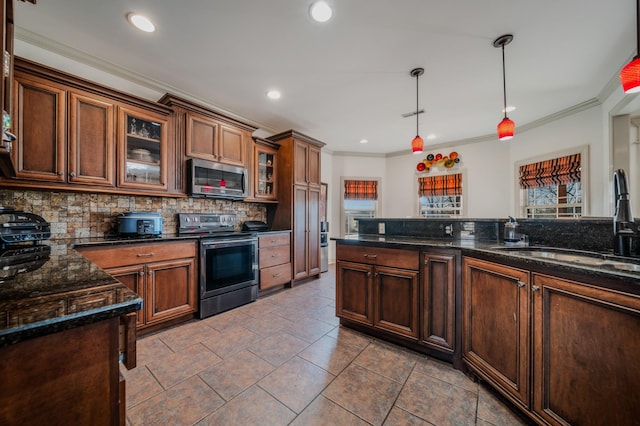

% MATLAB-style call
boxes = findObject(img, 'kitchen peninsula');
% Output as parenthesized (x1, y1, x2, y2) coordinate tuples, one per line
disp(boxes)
(335, 217, 640, 426)
(0, 240, 141, 425)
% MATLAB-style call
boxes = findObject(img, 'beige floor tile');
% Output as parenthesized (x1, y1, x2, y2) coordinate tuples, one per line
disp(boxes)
(135, 335, 174, 367)
(327, 325, 372, 350)
(242, 310, 296, 336)
(477, 384, 529, 426)
(310, 305, 341, 326)
(201, 308, 252, 332)
(353, 341, 420, 384)
(395, 370, 477, 426)
(196, 385, 296, 426)
(201, 325, 263, 359)
(323, 363, 402, 426)
(198, 349, 274, 401)
(258, 356, 335, 413)
(413, 356, 478, 393)
(248, 330, 310, 366)
(383, 406, 432, 425)
(235, 298, 278, 318)
(158, 320, 219, 352)
(127, 375, 224, 426)
(146, 343, 222, 389)
(123, 365, 164, 408)
(298, 335, 364, 375)
(290, 395, 370, 426)
(283, 316, 336, 343)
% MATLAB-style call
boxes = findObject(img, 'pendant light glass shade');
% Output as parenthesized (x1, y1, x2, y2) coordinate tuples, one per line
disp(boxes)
(412, 135, 424, 153)
(410, 68, 424, 154)
(497, 117, 515, 140)
(621, 0, 640, 93)
(621, 58, 640, 93)
(494, 35, 515, 141)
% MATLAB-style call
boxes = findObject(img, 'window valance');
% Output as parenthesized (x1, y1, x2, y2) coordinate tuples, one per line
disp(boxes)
(344, 179, 378, 200)
(519, 154, 581, 189)
(418, 174, 462, 197)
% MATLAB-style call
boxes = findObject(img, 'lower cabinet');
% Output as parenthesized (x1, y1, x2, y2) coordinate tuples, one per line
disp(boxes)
(258, 231, 292, 291)
(463, 256, 640, 426)
(78, 240, 198, 332)
(336, 243, 421, 341)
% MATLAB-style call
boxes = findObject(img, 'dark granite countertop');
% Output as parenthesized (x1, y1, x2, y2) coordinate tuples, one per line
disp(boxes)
(334, 235, 640, 291)
(0, 240, 142, 347)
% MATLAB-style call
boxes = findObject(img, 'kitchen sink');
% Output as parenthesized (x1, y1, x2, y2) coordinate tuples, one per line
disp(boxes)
(491, 245, 640, 272)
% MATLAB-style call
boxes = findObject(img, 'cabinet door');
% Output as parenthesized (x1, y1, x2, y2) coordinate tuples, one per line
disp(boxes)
(307, 144, 321, 187)
(254, 144, 277, 200)
(462, 257, 530, 409)
(186, 110, 218, 162)
(373, 266, 419, 339)
(68, 91, 115, 186)
(105, 265, 146, 327)
(293, 184, 309, 280)
(422, 252, 456, 353)
(532, 274, 640, 426)
(145, 257, 197, 325)
(12, 73, 66, 181)
(336, 260, 374, 325)
(307, 185, 321, 276)
(118, 106, 168, 191)
(218, 123, 246, 166)
(293, 140, 309, 185)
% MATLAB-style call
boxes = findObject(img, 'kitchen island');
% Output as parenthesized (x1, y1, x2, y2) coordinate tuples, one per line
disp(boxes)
(0, 240, 141, 425)
(335, 221, 640, 426)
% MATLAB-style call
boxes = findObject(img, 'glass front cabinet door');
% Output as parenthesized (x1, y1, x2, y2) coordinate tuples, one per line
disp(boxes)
(118, 107, 168, 191)
(254, 144, 277, 200)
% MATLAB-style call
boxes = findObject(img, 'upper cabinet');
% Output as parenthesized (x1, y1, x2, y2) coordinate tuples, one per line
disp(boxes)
(118, 106, 168, 191)
(251, 137, 279, 202)
(0, 0, 19, 177)
(2, 58, 175, 195)
(294, 140, 321, 187)
(160, 94, 257, 193)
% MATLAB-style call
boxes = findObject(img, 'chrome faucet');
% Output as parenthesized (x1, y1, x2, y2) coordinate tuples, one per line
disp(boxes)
(613, 169, 635, 256)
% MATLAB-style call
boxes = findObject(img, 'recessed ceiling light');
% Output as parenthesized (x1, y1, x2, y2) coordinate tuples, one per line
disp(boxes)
(426, 134, 437, 140)
(127, 13, 156, 33)
(503, 105, 516, 113)
(359, 139, 368, 144)
(266, 90, 281, 100)
(310, 1, 333, 22)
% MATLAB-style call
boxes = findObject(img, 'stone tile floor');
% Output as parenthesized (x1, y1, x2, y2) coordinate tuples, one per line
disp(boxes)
(122, 264, 531, 426)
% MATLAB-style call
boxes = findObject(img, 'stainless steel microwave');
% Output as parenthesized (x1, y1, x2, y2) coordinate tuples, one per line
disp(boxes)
(188, 158, 248, 200)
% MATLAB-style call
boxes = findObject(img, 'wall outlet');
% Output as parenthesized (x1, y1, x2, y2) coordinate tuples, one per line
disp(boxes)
(378, 223, 385, 234)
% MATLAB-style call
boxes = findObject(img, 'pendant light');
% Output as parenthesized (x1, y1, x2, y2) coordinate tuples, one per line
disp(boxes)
(494, 34, 515, 141)
(620, 0, 640, 93)
(410, 67, 425, 154)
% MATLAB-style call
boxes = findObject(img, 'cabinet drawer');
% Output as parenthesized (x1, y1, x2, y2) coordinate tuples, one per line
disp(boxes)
(79, 240, 197, 269)
(259, 233, 290, 248)
(337, 244, 419, 270)
(67, 288, 117, 314)
(260, 263, 292, 290)
(259, 244, 290, 268)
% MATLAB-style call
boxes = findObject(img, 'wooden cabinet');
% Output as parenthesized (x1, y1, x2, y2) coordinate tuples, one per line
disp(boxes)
(252, 138, 278, 201)
(421, 250, 460, 365)
(78, 240, 198, 332)
(336, 242, 420, 340)
(268, 130, 324, 283)
(258, 231, 292, 291)
(462, 257, 530, 410)
(0, 0, 17, 177)
(118, 106, 168, 191)
(531, 273, 640, 426)
(5, 58, 175, 195)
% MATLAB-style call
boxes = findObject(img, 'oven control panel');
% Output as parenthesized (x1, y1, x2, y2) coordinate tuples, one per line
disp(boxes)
(178, 213, 236, 234)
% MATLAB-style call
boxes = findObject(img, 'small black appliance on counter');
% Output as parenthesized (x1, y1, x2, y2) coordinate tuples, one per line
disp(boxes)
(0, 207, 51, 246)
(116, 212, 163, 237)
(242, 221, 269, 232)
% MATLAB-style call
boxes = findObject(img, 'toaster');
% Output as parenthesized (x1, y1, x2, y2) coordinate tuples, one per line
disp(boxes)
(117, 212, 163, 236)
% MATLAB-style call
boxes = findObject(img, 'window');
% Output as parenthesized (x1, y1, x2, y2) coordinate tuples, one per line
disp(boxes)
(519, 152, 583, 218)
(418, 173, 463, 217)
(342, 178, 379, 236)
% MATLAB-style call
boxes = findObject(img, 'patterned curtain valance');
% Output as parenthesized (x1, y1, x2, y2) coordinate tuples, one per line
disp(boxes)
(344, 179, 378, 200)
(418, 173, 462, 197)
(519, 153, 581, 189)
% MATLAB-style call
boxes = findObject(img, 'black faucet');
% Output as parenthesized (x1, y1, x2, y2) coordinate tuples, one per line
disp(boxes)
(613, 169, 635, 256)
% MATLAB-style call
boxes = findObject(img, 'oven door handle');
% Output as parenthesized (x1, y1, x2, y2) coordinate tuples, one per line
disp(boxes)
(201, 238, 257, 247)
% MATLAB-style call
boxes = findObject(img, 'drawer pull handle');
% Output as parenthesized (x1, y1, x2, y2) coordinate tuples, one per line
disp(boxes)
(517, 281, 526, 288)
(273, 273, 281, 278)
(138, 271, 144, 277)
(532, 285, 540, 292)
(136, 253, 155, 257)
(364, 254, 377, 259)
(271, 254, 278, 258)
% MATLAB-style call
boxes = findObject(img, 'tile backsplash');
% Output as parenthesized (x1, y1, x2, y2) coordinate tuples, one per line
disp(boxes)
(0, 190, 267, 238)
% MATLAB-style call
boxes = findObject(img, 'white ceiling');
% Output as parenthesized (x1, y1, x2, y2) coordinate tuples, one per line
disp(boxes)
(13, 0, 638, 154)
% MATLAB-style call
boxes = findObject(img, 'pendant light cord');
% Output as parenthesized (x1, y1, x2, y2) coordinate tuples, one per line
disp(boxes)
(415, 72, 419, 136)
(501, 43, 508, 119)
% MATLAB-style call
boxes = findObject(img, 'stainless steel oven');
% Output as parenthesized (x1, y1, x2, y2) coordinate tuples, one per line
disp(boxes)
(178, 213, 258, 319)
